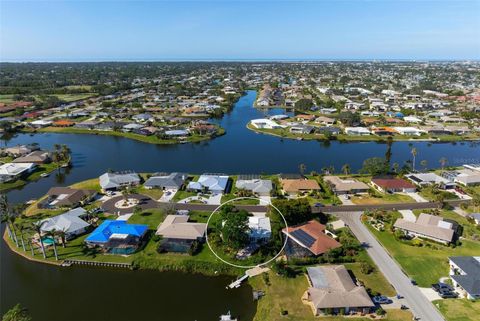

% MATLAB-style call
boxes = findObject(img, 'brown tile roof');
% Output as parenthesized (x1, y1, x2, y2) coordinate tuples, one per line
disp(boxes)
(281, 179, 320, 193)
(282, 220, 341, 256)
(371, 177, 415, 189)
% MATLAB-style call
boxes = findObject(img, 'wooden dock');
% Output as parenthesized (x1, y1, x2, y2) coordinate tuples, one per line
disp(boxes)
(61, 259, 133, 269)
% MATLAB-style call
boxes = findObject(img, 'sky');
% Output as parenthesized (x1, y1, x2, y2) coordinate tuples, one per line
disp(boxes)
(1, 0, 479, 61)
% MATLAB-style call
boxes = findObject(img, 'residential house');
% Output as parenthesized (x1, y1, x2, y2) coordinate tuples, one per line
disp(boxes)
(12, 150, 51, 164)
(99, 171, 141, 191)
(315, 116, 335, 126)
(248, 216, 272, 242)
(85, 220, 148, 254)
(302, 265, 374, 316)
(281, 178, 320, 195)
(371, 177, 416, 193)
(449, 256, 480, 300)
(187, 174, 230, 194)
(156, 215, 207, 253)
(0, 162, 36, 183)
(405, 173, 455, 189)
(235, 176, 273, 196)
(344, 127, 370, 136)
(43, 187, 97, 209)
(393, 213, 456, 244)
(290, 125, 315, 135)
(39, 208, 90, 240)
(323, 176, 369, 195)
(282, 220, 341, 257)
(250, 119, 284, 129)
(144, 172, 188, 190)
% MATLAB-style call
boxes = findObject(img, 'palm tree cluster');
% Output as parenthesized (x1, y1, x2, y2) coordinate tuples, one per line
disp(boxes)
(51, 144, 71, 165)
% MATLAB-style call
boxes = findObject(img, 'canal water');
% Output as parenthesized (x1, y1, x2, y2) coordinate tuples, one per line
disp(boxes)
(1, 90, 479, 320)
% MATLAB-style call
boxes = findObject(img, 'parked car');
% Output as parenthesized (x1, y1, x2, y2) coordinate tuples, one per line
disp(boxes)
(411, 279, 417, 285)
(439, 291, 458, 299)
(432, 283, 453, 292)
(313, 203, 324, 208)
(400, 305, 409, 310)
(396, 294, 404, 299)
(373, 296, 392, 304)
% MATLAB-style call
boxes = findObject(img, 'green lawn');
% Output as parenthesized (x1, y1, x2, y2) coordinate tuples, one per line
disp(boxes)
(433, 299, 480, 321)
(249, 271, 410, 321)
(366, 221, 480, 287)
(351, 193, 414, 205)
(171, 189, 197, 202)
(0, 163, 60, 192)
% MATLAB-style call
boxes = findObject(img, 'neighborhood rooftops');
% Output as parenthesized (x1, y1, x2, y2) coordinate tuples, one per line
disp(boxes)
(281, 178, 320, 194)
(85, 220, 148, 244)
(144, 172, 188, 190)
(46, 187, 96, 207)
(394, 213, 455, 244)
(235, 178, 273, 196)
(39, 208, 89, 236)
(282, 220, 341, 256)
(323, 176, 369, 194)
(187, 174, 229, 193)
(305, 265, 374, 310)
(449, 256, 480, 299)
(99, 171, 141, 190)
(156, 215, 206, 240)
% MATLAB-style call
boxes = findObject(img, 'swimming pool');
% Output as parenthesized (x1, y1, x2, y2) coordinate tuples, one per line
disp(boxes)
(41, 237, 55, 245)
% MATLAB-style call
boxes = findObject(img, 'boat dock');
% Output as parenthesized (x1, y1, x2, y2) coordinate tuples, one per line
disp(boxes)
(61, 259, 133, 269)
(227, 266, 270, 289)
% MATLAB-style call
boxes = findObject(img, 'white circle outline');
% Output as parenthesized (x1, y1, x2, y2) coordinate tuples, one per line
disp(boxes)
(205, 197, 289, 269)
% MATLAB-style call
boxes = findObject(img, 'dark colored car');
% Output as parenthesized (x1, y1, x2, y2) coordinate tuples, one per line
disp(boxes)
(313, 203, 324, 207)
(411, 279, 417, 285)
(373, 296, 392, 304)
(439, 291, 458, 299)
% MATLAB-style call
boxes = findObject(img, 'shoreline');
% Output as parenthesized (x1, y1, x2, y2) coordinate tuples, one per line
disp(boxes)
(246, 123, 480, 143)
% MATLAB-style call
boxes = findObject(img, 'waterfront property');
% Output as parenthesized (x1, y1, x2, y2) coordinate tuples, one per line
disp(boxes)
(99, 171, 141, 191)
(371, 177, 416, 193)
(144, 172, 188, 190)
(85, 220, 148, 254)
(187, 174, 230, 194)
(323, 175, 369, 195)
(39, 207, 90, 240)
(280, 178, 320, 196)
(156, 214, 207, 253)
(393, 213, 456, 244)
(405, 172, 455, 189)
(449, 256, 480, 300)
(302, 265, 375, 316)
(282, 220, 341, 258)
(443, 165, 480, 187)
(235, 176, 273, 197)
(11, 150, 51, 164)
(42, 186, 97, 209)
(248, 216, 271, 242)
(0, 162, 36, 182)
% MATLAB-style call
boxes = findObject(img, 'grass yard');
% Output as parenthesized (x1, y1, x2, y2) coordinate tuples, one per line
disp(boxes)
(0, 163, 60, 192)
(171, 189, 197, 202)
(351, 193, 414, 205)
(249, 272, 410, 321)
(53, 93, 97, 102)
(366, 222, 480, 287)
(344, 261, 396, 296)
(433, 299, 480, 321)
(0, 94, 16, 104)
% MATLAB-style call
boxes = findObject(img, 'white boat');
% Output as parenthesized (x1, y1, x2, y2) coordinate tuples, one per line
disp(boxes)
(219, 311, 237, 321)
(40, 173, 49, 178)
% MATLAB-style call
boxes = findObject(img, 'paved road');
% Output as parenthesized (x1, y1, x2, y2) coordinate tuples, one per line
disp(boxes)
(333, 211, 445, 321)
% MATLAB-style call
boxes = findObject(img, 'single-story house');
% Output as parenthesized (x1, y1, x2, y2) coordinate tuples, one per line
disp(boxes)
(344, 127, 370, 136)
(449, 256, 480, 300)
(393, 127, 425, 136)
(282, 220, 341, 257)
(187, 174, 229, 194)
(156, 215, 207, 253)
(12, 150, 51, 164)
(39, 208, 90, 240)
(315, 116, 335, 126)
(296, 114, 316, 122)
(302, 265, 374, 316)
(281, 178, 320, 195)
(99, 171, 141, 191)
(248, 216, 272, 242)
(165, 129, 189, 137)
(236, 178, 273, 196)
(0, 162, 36, 182)
(447, 168, 480, 186)
(405, 173, 455, 189)
(85, 220, 148, 254)
(3, 145, 36, 157)
(393, 213, 456, 244)
(250, 118, 284, 129)
(323, 176, 369, 195)
(316, 126, 341, 135)
(144, 172, 188, 190)
(469, 213, 480, 225)
(371, 177, 416, 193)
(44, 187, 97, 208)
(290, 125, 315, 134)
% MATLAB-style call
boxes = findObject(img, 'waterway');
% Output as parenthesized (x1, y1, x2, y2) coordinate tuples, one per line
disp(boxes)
(1, 90, 479, 320)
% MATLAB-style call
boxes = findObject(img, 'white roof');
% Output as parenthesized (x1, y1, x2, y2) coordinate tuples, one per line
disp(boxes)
(0, 162, 35, 176)
(248, 216, 271, 240)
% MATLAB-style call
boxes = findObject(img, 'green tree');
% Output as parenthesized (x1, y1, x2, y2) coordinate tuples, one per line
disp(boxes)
(341, 164, 350, 175)
(271, 198, 314, 225)
(411, 147, 417, 171)
(220, 208, 250, 250)
(294, 98, 313, 111)
(360, 157, 388, 176)
(2, 304, 32, 321)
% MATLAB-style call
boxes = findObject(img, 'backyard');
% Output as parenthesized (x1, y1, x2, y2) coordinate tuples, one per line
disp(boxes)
(433, 299, 480, 321)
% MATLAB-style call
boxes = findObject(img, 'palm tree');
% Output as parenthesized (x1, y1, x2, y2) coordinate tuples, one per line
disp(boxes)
(392, 163, 399, 173)
(472, 194, 480, 212)
(299, 163, 306, 176)
(341, 164, 351, 176)
(0, 194, 15, 243)
(420, 160, 428, 171)
(56, 227, 68, 248)
(439, 157, 448, 170)
(31, 221, 47, 259)
(411, 147, 417, 171)
(47, 230, 59, 260)
(16, 222, 27, 252)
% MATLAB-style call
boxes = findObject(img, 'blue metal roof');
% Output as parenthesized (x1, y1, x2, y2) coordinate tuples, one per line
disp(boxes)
(85, 220, 148, 243)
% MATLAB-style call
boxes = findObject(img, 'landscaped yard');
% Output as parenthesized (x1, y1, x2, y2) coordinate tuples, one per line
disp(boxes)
(0, 163, 61, 192)
(366, 221, 480, 287)
(433, 299, 480, 321)
(249, 271, 410, 321)
(351, 193, 414, 205)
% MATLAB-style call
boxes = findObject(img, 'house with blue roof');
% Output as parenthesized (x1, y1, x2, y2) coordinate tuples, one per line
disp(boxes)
(85, 220, 148, 254)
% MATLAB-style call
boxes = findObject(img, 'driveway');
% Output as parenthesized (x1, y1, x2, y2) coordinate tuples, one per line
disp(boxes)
(101, 194, 157, 215)
(332, 211, 446, 321)
(338, 194, 354, 205)
(159, 189, 177, 202)
(207, 193, 223, 205)
(403, 192, 428, 203)
(399, 209, 417, 222)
